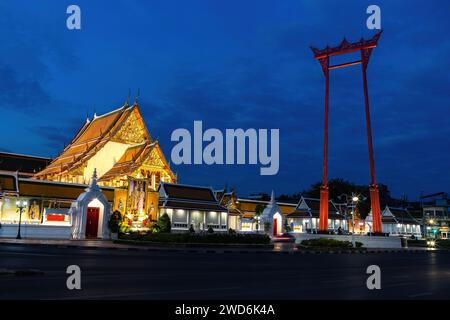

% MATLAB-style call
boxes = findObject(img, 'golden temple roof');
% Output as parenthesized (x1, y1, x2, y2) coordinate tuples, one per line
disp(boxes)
(98, 141, 175, 182)
(35, 103, 151, 178)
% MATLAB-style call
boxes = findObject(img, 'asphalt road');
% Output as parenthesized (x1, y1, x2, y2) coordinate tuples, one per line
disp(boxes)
(0, 244, 449, 300)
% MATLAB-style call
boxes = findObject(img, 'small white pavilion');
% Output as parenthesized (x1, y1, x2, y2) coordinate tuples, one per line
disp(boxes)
(259, 191, 283, 236)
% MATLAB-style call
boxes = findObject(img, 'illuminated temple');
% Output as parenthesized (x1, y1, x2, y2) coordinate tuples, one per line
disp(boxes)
(35, 102, 176, 222)
(0, 102, 176, 234)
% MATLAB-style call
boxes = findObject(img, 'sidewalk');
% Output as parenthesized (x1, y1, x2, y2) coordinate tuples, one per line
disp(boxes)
(0, 238, 441, 254)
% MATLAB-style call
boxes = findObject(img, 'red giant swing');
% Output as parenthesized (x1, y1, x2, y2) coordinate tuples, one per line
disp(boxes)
(310, 31, 383, 234)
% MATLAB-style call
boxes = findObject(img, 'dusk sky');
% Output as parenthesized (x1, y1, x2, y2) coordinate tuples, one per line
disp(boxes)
(0, 0, 449, 199)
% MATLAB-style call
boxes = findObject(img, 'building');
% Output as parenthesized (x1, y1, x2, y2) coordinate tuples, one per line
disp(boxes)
(158, 182, 228, 232)
(258, 191, 284, 236)
(379, 206, 421, 238)
(422, 192, 450, 239)
(33, 102, 175, 224)
(286, 197, 348, 233)
(0, 152, 51, 178)
(0, 169, 114, 239)
(217, 189, 296, 232)
(0, 102, 176, 237)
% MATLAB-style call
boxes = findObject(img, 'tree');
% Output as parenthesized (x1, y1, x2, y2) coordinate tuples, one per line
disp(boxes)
(301, 178, 394, 219)
(108, 210, 122, 233)
(156, 213, 171, 233)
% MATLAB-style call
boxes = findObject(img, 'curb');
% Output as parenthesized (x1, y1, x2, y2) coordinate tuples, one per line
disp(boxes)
(0, 241, 445, 255)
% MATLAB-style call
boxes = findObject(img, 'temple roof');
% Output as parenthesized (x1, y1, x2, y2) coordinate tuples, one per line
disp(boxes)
(0, 152, 51, 176)
(288, 197, 343, 219)
(35, 103, 150, 178)
(98, 141, 175, 182)
(382, 206, 419, 225)
(158, 182, 227, 212)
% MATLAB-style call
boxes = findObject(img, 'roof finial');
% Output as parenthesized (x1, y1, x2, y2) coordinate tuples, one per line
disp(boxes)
(270, 190, 276, 204)
(88, 168, 100, 191)
(93, 106, 97, 118)
(125, 89, 131, 106)
(134, 88, 140, 105)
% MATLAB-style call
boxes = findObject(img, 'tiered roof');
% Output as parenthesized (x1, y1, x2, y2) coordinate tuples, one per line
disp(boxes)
(159, 182, 227, 211)
(34, 103, 155, 179)
(382, 206, 419, 225)
(288, 197, 344, 219)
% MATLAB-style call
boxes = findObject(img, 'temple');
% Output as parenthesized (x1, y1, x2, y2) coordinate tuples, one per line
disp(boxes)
(0, 102, 176, 235)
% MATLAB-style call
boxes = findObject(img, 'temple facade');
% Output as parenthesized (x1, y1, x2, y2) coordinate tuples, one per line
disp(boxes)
(0, 102, 176, 236)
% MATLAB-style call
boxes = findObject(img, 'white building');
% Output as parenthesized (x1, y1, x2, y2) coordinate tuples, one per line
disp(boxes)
(259, 191, 283, 236)
(158, 182, 228, 232)
(366, 206, 421, 238)
(286, 197, 348, 233)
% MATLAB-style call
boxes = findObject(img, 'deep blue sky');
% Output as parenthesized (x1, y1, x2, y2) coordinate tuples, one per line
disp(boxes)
(0, 0, 449, 198)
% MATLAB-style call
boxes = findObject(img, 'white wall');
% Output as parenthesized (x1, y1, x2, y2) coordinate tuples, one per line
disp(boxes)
(83, 141, 130, 183)
(0, 224, 71, 239)
(292, 233, 402, 248)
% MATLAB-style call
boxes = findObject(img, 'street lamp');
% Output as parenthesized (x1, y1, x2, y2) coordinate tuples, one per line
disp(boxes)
(338, 192, 361, 247)
(350, 194, 359, 248)
(15, 199, 28, 239)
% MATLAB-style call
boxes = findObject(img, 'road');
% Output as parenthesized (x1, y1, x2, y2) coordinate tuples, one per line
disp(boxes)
(0, 244, 449, 300)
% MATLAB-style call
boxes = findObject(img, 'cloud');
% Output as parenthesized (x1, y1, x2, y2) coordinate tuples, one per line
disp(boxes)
(0, 64, 52, 111)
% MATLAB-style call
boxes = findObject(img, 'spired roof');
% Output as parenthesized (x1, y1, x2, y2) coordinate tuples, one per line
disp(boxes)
(98, 140, 175, 182)
(159, 182, 227, 211)
(35, 104, 150, 178)
(288, 197, 342, 219)
(382, 206, 419, 225)
(0, 152, 51, 175)
(160, 183, 217, 202)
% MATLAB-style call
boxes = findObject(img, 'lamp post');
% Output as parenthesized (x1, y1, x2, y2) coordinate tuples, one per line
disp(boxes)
(15, 199, 28, 240)
(350, 194, 359, 248)
(338, 193, 360, 247)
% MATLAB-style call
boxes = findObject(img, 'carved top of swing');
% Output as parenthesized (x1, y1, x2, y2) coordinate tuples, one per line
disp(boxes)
(311, 31, 382, 60)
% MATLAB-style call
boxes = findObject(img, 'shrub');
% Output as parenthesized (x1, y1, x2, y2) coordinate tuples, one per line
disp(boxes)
(300, 238, 363, 249)
(436, 239, 450, 248)
(207, 226, 214, 233)
(119, 232, 271, 244)
(284, 220, 292, 233)
(108, 210, 122, 233)
(228, 228, 236, 234)
(407, 239, 428, 247)
(156, 213, 171, 233)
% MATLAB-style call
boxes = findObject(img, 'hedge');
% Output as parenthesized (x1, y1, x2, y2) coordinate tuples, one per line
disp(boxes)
(300, 238, 364, 249)
(119, 232, 271, 244)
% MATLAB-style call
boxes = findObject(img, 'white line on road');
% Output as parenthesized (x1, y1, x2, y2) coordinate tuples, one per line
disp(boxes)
(0, 252, 61, 257)
(54, 286, 242, 300)
(409, 292, 432, 298)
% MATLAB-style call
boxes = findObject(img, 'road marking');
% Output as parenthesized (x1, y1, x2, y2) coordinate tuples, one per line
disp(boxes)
(320, 279, 346, 284)
(384, 281, 415, 288)
(409, 292, 432, 298)
(0, 252, 61, 257)
(55, 286, 242, 299)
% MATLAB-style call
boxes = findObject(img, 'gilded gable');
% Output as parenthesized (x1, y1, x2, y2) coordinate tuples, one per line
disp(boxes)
(112, 109, 149, 144)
